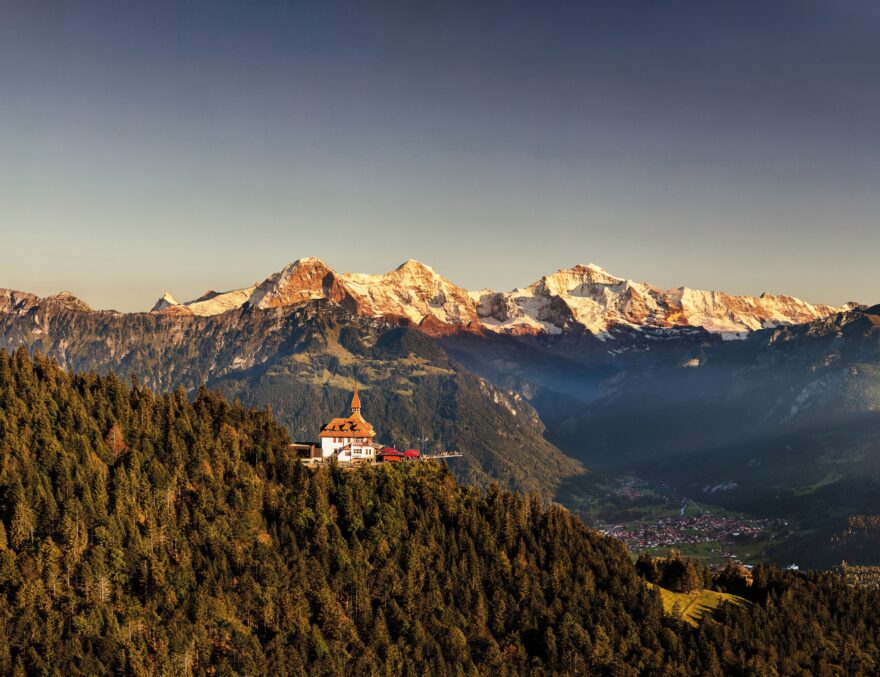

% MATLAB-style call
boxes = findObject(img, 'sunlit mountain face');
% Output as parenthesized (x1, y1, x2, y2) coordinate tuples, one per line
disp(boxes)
(136, 257, 853, 339)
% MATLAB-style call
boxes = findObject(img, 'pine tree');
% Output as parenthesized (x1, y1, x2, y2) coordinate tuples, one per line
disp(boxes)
(9, 497, 34, 549)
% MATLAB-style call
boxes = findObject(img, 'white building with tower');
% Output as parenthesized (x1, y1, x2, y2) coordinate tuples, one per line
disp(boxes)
(318, 385, 377, 464)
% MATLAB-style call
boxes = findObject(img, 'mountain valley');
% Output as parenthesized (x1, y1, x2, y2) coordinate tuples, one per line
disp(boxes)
(2, 258, 878, 566)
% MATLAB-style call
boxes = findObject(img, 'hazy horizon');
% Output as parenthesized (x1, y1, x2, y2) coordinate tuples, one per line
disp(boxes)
(3, 0, 879, 311)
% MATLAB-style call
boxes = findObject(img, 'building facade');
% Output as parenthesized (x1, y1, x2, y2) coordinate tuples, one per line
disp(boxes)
(318, 385, 377, 464)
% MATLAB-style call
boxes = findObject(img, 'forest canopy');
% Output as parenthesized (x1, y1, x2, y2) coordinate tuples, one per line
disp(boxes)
(0, 347, 878, 676)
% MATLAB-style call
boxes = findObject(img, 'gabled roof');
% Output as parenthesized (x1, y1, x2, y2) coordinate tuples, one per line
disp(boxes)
(319, 410, 376, 438)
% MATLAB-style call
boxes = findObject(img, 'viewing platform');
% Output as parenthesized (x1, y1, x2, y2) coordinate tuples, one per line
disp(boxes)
(421, 451, 463, 460)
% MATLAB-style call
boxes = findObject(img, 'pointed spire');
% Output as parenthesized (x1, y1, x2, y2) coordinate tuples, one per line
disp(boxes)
(351, 383, 361, 413)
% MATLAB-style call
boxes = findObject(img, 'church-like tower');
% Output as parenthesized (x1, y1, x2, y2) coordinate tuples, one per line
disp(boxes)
(351, 384, 361, 413)
(319, 385, 377, 464)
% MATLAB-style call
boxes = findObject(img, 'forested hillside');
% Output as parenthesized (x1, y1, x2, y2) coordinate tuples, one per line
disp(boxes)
(1, 348, 879, 675)
(0, 297, 581, 497)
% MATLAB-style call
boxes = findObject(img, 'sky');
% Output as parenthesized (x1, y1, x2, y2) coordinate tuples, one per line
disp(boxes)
(2, 0, 878, 311)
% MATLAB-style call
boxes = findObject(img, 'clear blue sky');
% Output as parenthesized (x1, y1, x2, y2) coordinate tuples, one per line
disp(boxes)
(2, 1, 878, 311)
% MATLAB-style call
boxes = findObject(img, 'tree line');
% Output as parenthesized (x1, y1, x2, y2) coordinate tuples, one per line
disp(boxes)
(0, 347, 878, 675)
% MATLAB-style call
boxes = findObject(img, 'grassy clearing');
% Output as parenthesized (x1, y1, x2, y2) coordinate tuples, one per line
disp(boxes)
(648, 583, 745, 626)
(791, 470, 843, 496)
(642, 534, 781, 565)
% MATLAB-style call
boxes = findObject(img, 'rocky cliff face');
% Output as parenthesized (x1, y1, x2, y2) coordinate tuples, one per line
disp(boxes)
(143, 258, 853, 339)
(1, 288, 94, 315)
(248, 257, 352, 310)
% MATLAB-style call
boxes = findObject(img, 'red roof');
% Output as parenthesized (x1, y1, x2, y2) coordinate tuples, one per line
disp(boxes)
(403, 449, 420, 458)
(319, 411, 375, 438)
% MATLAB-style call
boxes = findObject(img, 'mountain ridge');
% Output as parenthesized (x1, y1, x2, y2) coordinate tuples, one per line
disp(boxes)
(2, 257, 855, 338)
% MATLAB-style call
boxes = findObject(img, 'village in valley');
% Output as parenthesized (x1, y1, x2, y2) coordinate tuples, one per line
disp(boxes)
(601, 510, 788, 563)
(291, 385, 461, 467)
(565, 476, 790, 565)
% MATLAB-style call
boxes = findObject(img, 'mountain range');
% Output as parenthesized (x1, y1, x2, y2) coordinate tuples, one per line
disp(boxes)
(144, 257, 854, 338)
(2, 258, 877, 565)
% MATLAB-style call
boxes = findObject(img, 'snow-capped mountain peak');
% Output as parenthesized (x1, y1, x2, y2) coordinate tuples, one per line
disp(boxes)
(396, 258, 436, 273)
(533, 264, 627, 297)
(338, 259, 477, 331)
(473, 264, 854, 338)
(45, 291, 92, 312)
(151, 292, 180, 312)
(145, 258, 854, 339)
(248, 257, 343, 310)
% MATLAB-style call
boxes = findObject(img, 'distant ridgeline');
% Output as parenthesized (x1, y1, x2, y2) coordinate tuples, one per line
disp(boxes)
(0, 348, 879, 675)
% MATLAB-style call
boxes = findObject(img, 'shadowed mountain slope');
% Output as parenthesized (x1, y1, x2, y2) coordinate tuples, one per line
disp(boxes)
(0, 297, 581, 496)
